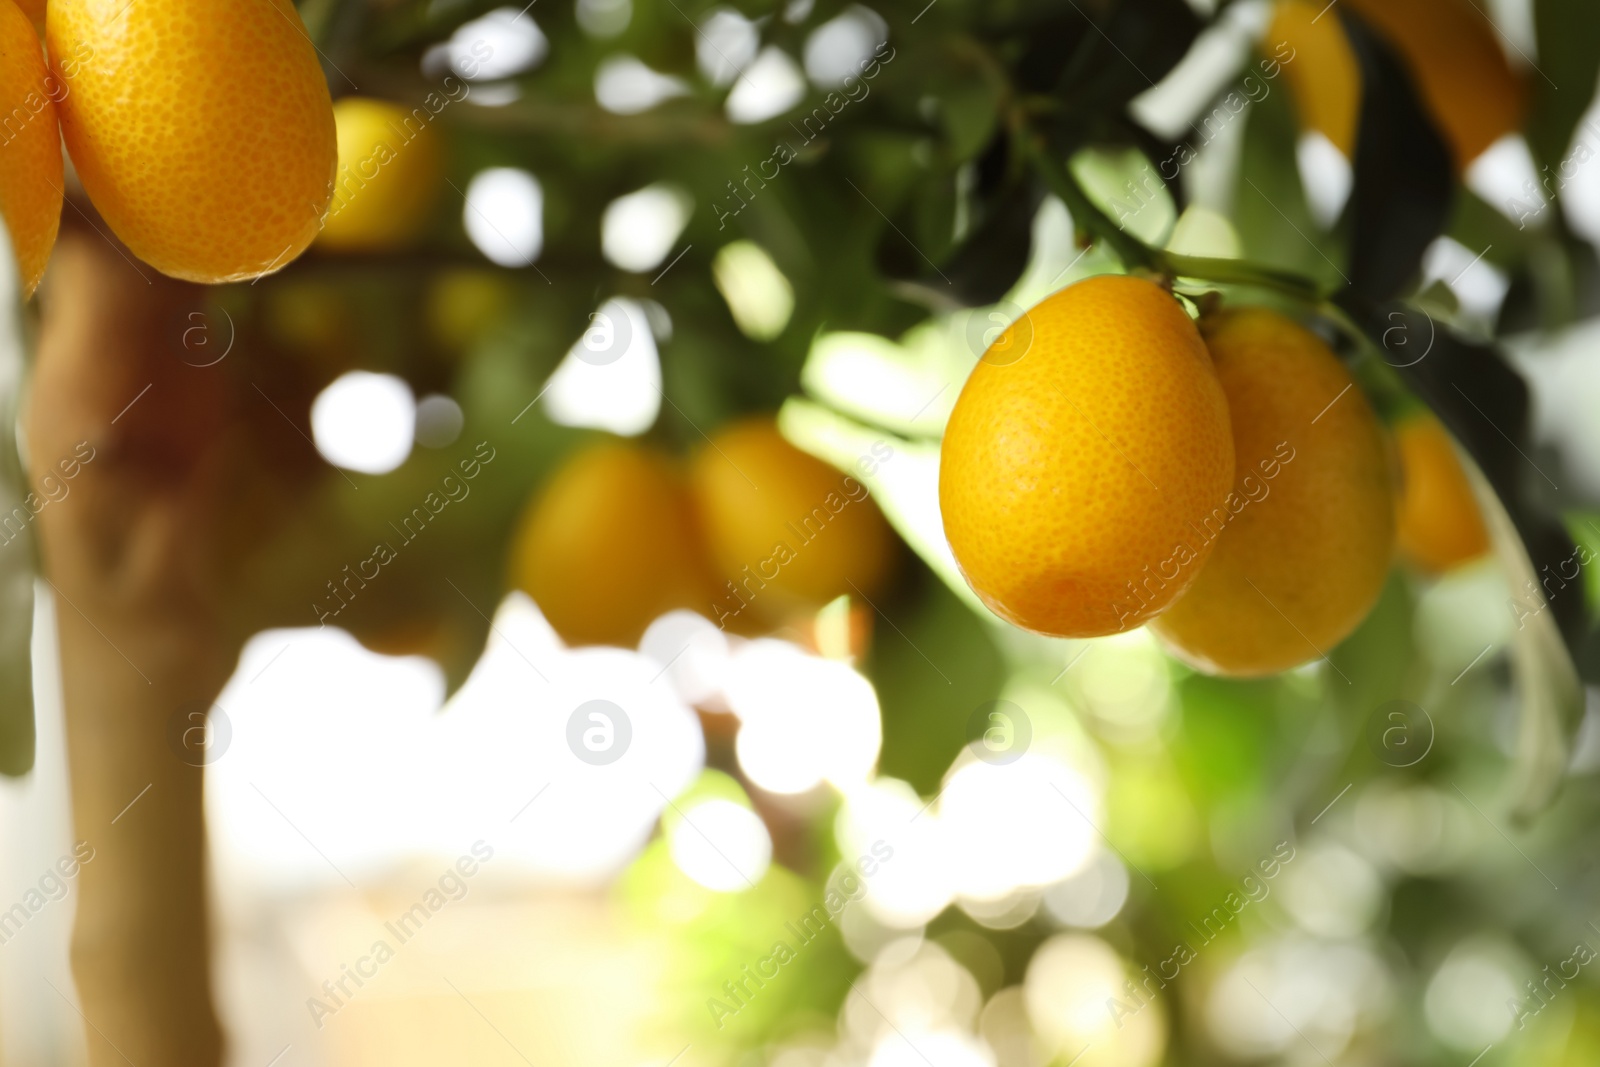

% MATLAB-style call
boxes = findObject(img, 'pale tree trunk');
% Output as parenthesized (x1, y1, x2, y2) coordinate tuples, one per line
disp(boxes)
(27, 224, 235, 1066)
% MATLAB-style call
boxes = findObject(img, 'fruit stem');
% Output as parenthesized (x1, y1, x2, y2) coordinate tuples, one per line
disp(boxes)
(1024, 137, 1161, 272)
(1025, 137, 1332, 306)
(1163, 253, 1328, 303)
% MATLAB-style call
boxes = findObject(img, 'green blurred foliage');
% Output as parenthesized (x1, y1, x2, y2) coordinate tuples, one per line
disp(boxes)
(10, 0, 1600, 1063)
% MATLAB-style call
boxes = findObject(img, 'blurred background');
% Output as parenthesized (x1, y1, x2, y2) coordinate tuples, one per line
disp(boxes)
(6, 0, 1600, 1064)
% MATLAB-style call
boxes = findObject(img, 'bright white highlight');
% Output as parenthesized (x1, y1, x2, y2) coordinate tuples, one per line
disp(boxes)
(541, 298, 663, 435)
(443, 594, 705, 880)
(837, 779, 952, 927)
(602, 184, 693, 272)
(1422, 235, 1509, 322)
(1466, 134, 1544, 226)
(940, 755, 1096, 902)
(696, 9, 760, 86)
(713, 240, 795, 340)
(669, 798, 772, 891)
(207, 628, 445, 886)
(803, 7, 887, 87)
(639, 611, 730, 707)
(726, 48, 806, 124)
(1296, 131, 1352, 229)
(464, 168, 545, 267)
(449, 8, 548, 81)
(595, 55, 690, 114)
(727, 640, 882, 794)
(1026, 935, 1166, 1067)
(576, 0, 631, 37)
(311, 371, 415, 475)
(1423, 940, 1523, 1052)
(1044, 849, 1130, 929)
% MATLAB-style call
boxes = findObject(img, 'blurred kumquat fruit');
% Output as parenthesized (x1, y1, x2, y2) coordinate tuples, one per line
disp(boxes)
(1271, 0, 1525, 169)
(47, 0, 336, 283)
(511, 439, 718, 648)
(691, 417, 896, 629)
(1394, 413, 1491, 574)
(1345, 0, 1525, 168)
(1152, 307, 1395, 676)
(1270, 0, 1360, 156)
(0, 0, 62, 296)
(939, 275, 1235, 638)
(317, 96, 445, 252)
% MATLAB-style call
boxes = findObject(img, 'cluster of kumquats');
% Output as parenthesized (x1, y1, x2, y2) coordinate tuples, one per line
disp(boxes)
(507, 418, 899, 648)
(0, 0, 1491, 673)
(939, 274, 1491, 676)
(0, 0, 451, 292)
(522, 274, 1487, 672)
(0, 0, 896, 655)
(928, 0, 1514, 674)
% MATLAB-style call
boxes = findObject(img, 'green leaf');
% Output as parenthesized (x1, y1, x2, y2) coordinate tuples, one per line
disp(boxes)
(1473, 463, 1584, 819)
(1069, 145, 1175, 248)
(1327, 573, 1421, 727)
(1335, 297, 1585, 814)
(1232, 74, 1345, 286)
(1528, 0, 1600, 166)
(0, 283, 34, 776)
(1057, 0, 1203, 110)
(779, 397, 985, 617)
(1340, 8, 1454, 301)
(866, 566, 1007, 797)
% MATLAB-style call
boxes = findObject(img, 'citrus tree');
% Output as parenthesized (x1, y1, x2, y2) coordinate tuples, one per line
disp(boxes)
(3, 0, 1600, 1064)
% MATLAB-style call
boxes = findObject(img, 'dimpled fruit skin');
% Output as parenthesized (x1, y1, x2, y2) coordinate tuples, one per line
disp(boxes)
(1270, 0, 1359, 156)
(0, 0, 62, 296)
(1151, 308, 1394, 676)
(1396, 414, 1490, 573)
(691, 417, 896, 625)
(512, 440, 716, 648)
(939, 275, 1235, 638)
(47, 0, 336, 283)
(318, 97, 444, 252)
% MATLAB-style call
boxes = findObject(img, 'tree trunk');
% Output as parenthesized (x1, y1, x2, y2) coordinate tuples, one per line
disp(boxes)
(28, 224, 234, 1066)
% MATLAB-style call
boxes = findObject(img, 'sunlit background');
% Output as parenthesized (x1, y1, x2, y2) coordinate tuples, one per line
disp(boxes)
(4, 0, 1600, 1065)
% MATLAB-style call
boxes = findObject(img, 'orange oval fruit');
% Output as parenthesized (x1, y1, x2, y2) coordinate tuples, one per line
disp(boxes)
(1151, 307, 1394, 676)
(317, 96, 444, 252)
(691, 417, 896, 629)
(1394, 413, 1489, 574)
(0, 0, 62, 295)
(47, 0, 336, 283)
(1345, 0, 1525, 168)
(1270, 0, 1359, 156)
(939, 275, 1235, 638)
(511, 439, 717, 648)
(1271, 0, 1524, 169)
